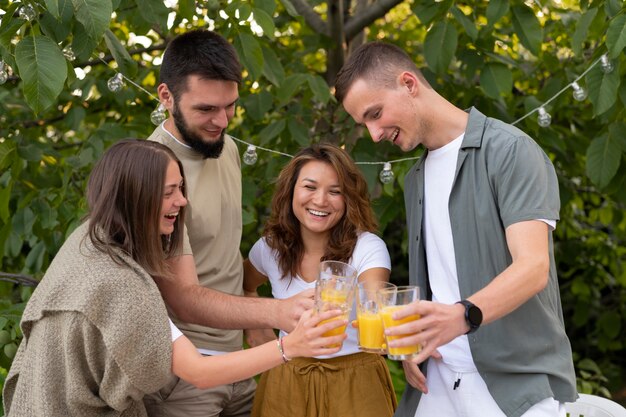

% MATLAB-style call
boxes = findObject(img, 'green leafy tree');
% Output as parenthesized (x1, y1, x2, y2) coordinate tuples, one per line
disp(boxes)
(0, 0, 625, 408)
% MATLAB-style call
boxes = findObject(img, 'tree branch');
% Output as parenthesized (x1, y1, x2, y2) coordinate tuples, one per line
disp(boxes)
(344, 0, 404, 41)
(0, 272, 39, 287)
(283, 0, 330, 36)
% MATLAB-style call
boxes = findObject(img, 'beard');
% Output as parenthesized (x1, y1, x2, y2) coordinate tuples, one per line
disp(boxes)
(172, 101, 225, 159)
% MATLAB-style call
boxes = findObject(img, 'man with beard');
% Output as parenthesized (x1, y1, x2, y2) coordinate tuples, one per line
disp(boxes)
(144, 30, 314, 417)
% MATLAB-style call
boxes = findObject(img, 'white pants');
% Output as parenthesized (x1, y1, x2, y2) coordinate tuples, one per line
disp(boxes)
(415, 359, 566, 417)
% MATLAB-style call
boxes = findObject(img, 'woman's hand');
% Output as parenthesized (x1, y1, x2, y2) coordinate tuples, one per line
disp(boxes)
(281, 309, 347, 359)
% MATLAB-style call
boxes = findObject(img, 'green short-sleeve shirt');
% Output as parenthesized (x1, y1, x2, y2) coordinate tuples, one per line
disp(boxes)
(397, 108, 576, 417)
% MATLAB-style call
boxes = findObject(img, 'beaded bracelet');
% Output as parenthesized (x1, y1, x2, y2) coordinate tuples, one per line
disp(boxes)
(276, 336, 291, 363)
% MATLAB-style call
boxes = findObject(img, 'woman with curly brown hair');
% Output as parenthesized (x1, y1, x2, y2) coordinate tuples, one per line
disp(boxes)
(244, 143, 397, 417)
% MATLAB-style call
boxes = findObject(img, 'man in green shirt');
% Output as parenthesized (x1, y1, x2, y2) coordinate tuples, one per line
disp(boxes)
(335, 41, 576, 417)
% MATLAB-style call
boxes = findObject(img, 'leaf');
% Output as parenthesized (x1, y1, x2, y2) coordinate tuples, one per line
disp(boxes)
(103, 30, 138, 77)
(237, 33, 264, 81)
(586, 63, 620, 116)
(258, 119, 286, 145)
(279, 0, 298, 17)
(598, 311, 621, 339)
(606, 13, 626, 59)
(605, 0, 622, 17)
(307, 74, 331, 104)
(255, 0, 276, 16)
(177, 0, 195, 21)
(15, 35, 68, 114)
(0, 3, 24, 51)
(0, 181, 12, 223)
(25, 241, 47, 273)
(288, 118, 309, 146)
(451, 7, 478, 41)
(412, 0, 453, 26)
(424, 21, 457, 74)
(511, 5, 543, 56)
(0, 140, 16, 171)
(276, 74, 307, 107)
(479, 63, 512, 99)
(572, 8, 598, 56)
(486, 0, 509, 27)
(135, 0, 169, 30)
(243, 90, 273, 121)
(71, 22, 98, 61)
(261, 45, 285, 86)
(586, 133, 622, 189)
(44, 0, 61, 18)
(71, 0, 112, 42)
(253, 8, 275, 40)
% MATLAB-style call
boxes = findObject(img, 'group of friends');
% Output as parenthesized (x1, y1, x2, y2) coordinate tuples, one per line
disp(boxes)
(3, 29, 577, 417)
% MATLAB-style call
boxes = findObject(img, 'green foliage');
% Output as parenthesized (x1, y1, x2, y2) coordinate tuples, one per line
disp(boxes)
(0, 0, 625, 406)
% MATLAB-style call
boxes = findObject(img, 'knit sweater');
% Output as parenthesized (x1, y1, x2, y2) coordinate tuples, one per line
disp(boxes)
(3, 222, 173, 416)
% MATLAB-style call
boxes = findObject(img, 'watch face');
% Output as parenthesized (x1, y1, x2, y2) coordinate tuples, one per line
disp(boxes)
(468, 305, 483, 326)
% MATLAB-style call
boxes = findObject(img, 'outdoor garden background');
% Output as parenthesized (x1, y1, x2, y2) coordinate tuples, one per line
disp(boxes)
(0, 0, 625, 412)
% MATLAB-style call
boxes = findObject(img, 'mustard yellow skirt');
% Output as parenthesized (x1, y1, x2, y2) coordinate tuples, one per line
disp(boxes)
(251, 352, 397, 417)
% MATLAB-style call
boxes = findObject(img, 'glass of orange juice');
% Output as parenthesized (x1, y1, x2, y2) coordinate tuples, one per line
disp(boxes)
(315, 261, 358, 347)
(377, 285, 421, 360)
(356, 281, 396, 353)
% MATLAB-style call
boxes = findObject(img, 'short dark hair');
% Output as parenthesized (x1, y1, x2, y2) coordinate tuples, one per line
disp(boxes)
(86, 139, 186, 279)
(160, 30, 242, 100)
(334, 42, 429, 103)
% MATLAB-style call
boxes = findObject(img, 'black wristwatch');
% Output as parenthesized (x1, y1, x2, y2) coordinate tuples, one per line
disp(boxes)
(456, 300, 483, 334)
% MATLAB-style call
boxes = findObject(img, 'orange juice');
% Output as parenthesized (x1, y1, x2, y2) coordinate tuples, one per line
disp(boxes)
(320, 288, 348, 307)
(357, 311, 384, 351)
(318, 315, 348, 348)
(380, 306, 421, 358)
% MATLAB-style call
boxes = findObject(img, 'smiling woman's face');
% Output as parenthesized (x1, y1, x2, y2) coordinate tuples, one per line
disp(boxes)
(159, 159, 187, 236)
(291, 160, 345, 238)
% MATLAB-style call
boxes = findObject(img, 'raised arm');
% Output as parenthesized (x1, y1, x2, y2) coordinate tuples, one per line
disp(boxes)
(386, 220, 550, 364)
(157, 255, 314, 332)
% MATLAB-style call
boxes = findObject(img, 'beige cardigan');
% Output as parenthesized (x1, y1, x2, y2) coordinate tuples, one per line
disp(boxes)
(3, 223, 173, 416)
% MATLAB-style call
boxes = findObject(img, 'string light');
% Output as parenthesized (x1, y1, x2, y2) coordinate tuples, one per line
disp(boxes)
(600, 54, 614, 74)
(379, 162, 395, 184)
(18, 4, 37, 21)
(242, 145, 258, 165)
(0, 61, 8, 85)
(93, 49, 603, 183)
(150, 103, 167, 125)
(537, 107, 552, 127)
(107, 73, 125, 92)
(571, 81, 587, 101)
(62, 45, 75, 61)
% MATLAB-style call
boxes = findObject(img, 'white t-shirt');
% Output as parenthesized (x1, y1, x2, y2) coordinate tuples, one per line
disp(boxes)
(248, 232, 391, 359)
(424, 134, 556, 372)
(169, 318, 183, 342)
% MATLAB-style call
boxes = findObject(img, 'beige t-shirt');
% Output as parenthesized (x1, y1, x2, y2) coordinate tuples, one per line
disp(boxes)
(149, 125, 244, 352)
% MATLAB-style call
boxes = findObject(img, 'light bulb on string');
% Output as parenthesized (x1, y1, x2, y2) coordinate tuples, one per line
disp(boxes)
(0, 61, 8, 85)
(18, 3, 37, 21)
(243, 145, 258, 165)
(571, 81, 587, 101)
(62, 45, 75, 61)
(107, 73, 125, 92)
(379, 162, 394, 184)
(537, 107, 552, 128)
(150, 103, 167, 125)
(600, 54, 614, 74)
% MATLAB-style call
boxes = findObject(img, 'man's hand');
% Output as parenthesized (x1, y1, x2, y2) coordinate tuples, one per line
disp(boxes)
(275, 289, 315, 332)
(402, 350, 442, 393)
(244, 328, 277, 348)
(385, 300, 466, 366)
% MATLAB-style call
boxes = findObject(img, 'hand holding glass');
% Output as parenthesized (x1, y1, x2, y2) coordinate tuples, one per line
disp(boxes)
(315, 261, 358, 348)
(377, 285, 421, 360)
